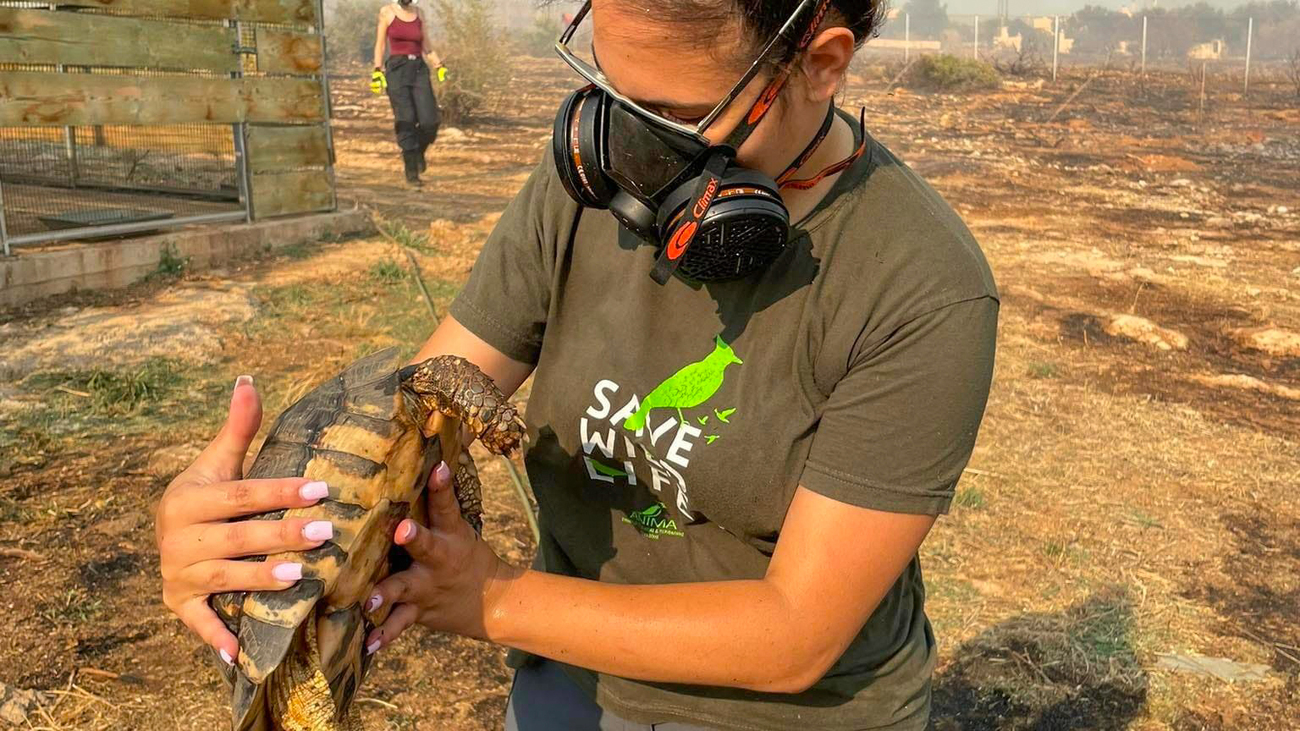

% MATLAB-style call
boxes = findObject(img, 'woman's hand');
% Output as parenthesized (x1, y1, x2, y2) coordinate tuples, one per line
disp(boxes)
(362, 460, 521, 654)
(155, 376, 335, 664)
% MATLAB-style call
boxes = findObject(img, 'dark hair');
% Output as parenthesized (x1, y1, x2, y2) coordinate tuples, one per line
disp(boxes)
(639, 0, 889, 68)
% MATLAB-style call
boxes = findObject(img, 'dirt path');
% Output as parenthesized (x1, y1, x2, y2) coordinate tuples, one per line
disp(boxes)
(1, 58, 1297, 730)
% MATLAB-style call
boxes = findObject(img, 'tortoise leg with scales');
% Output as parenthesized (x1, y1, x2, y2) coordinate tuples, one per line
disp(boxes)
(208, 348, 525, 731)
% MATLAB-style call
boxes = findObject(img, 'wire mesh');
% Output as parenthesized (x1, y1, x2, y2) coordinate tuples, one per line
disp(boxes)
(0, 46, 250, 244)
(0, 122, 242, 239)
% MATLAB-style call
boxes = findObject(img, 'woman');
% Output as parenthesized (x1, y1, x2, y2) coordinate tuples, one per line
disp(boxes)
(158, 1, 998, 728)
(373, 0, 444, 187)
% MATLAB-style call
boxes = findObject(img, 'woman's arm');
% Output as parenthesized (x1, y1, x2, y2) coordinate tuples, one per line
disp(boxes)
(369, 485, 934, 694)
(491, 488, 933, 692)
(409, 314, 533, 398)
(373, 6, 392, 69)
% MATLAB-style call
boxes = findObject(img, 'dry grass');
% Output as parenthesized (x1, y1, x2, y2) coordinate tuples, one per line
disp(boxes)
(923, 307, 1298, 727)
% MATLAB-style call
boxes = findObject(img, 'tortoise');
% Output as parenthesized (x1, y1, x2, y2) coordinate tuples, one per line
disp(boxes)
(208, 347, 525, 731)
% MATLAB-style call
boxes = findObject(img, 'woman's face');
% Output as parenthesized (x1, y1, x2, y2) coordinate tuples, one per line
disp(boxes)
(590, 0, 793, 171)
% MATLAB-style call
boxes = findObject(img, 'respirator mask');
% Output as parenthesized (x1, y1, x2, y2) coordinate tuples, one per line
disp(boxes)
(552, 0, 864, 284)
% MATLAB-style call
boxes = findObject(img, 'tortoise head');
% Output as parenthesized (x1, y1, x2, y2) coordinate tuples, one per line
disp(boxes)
(398, 359, 457, 440)
(398, 355, 526, 455)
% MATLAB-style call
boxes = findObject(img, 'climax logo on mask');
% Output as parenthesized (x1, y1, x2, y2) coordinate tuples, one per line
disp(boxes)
(693, 177, 720, 218)
(666, 222, 698, 260)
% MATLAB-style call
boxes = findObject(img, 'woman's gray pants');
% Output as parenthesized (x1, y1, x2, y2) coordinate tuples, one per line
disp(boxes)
(505, 660, 711, 731)
(384, 54, 441, 153)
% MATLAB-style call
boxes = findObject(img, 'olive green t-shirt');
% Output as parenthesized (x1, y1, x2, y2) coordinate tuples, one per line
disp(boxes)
(450, 115, 998, 731)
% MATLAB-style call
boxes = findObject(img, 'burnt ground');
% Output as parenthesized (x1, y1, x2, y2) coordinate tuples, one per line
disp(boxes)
(0, 57, 1297, 729)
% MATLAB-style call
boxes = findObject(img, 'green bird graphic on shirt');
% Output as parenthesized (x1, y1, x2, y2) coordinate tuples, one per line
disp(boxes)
(623, 336, 743, 432)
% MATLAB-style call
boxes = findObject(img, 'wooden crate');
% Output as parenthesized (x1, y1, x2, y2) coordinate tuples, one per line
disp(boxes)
(0, 0, 335, 224)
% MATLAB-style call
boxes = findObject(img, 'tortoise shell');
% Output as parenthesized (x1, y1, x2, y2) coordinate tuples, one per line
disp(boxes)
(212, 348, 463, 730)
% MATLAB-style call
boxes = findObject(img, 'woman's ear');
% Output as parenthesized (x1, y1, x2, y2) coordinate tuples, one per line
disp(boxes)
(800, 27, 856, 102)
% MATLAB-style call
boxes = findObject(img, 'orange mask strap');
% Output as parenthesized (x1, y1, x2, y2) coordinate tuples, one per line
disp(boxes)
(778, 108, 868, 192)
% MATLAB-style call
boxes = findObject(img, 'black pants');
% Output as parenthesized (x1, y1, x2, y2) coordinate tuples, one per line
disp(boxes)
(385, 55, 441, 153)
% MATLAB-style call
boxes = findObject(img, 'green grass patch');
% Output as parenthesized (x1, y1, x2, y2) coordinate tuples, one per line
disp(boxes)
(377, 219, 434, 253)
(368, 258, 406, 284)
(280, 242, 316, 260)
(1123, 509, 1163, 529)
(954, 485, 987, 510)
(1028, 361, 1060, 379)
(0, 411, 59, 473)
(929, 576, 979, 604)
(0, 497, 30, 523)
(39, 587, 103, 626)
(24, 358, 183, 416)
(14, 357, 224, 445)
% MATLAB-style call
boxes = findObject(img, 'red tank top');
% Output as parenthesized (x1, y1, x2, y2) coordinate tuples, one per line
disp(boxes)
(387, 14, 423, 56)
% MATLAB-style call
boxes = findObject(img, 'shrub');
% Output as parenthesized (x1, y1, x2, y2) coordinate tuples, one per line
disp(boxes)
(990, 36, 1048, 78)
(905, 54, 1001, 91)
(145, 243, 189, 282)
(433, 0, 514, 124)
(517, 12, 563, 58)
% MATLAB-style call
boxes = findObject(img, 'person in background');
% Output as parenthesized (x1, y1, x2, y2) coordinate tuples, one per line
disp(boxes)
(373, 0, 444, 187)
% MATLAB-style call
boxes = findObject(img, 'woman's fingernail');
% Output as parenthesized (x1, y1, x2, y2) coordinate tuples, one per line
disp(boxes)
(235, 375, 253, 390)
(303, 521, 333, 542)
(299, 481, 329, 501)
(219, 648, 234, 666)
(272, 563, 303, 582)
(402, 521, 417, 542)
(435, 461, 451, 483)
(367, 593, 382, 612)
(366, 639, 382, 655)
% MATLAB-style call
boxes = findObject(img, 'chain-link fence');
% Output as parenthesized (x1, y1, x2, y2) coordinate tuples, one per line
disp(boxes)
(868, 9, 1299, 86)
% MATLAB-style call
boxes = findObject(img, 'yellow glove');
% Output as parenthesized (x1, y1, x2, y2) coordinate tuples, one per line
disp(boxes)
(436, 65, 448, 83)
(370, 68, 387, 95)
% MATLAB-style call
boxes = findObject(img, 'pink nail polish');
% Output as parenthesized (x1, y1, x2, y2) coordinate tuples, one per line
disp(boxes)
(235, 375, 253, 390)
(403, 521, 417, 541)
(219, 648, 234, 666)
(272, 563, 303, 582)
(435, 461, 451, 483)
(299, 481, 329, 501)
(367, 593, 382, 612)
(303, 521, 333, 542)
(366, 639, 382, 655)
